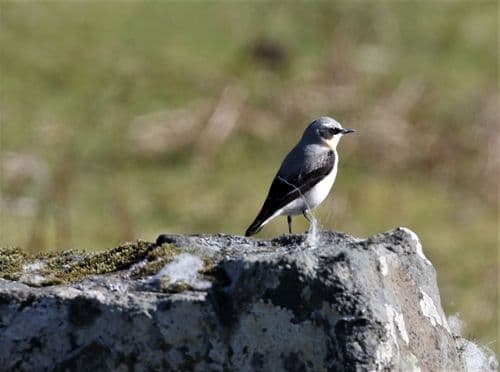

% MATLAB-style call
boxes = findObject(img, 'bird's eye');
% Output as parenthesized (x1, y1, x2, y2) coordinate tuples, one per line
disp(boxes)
(319, 126, 340, 139)
(329, 127, 342, 135)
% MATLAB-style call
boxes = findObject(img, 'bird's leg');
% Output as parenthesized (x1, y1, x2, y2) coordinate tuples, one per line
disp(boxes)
(302, 210, 312, 223)
(287, 216, 292, 234)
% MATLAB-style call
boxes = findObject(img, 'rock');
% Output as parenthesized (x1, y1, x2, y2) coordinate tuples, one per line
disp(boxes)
(0, 228, 494, 371)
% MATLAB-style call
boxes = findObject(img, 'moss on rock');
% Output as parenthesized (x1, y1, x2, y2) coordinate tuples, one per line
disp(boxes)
(47, 240, 155, 284)
(0, 247, 26, 281)
(0, 240, 175, 286)
(0, 239, 218, 289)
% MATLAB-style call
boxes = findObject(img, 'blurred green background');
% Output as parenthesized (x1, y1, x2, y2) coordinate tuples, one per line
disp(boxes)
(0, 2, 498, 352)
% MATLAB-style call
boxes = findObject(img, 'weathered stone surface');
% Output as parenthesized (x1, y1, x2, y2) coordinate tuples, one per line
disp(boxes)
(0, 228, 495, 371)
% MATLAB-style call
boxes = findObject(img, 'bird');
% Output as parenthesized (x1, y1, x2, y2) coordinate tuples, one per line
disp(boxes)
(245, 116, 355, 237)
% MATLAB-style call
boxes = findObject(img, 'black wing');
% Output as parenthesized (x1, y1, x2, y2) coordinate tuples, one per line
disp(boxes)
(245, 150, 334, 236)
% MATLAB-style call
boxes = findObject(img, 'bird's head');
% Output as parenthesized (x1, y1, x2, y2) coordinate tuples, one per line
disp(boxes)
(302, 116, 355, 150)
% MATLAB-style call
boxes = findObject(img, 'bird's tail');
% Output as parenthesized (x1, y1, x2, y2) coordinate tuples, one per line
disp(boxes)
(245, 206, 274, 237)
(245, 218, 264, 237)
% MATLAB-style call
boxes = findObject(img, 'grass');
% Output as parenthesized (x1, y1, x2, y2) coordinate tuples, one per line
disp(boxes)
(0, 2, 498, 353)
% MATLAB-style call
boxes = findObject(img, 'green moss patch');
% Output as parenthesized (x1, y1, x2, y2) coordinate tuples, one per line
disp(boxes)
(46, 240, 155, 284)
(0, 247, 27, 281)
(0, 241, 182, 286)
(0, 241, 220, 290)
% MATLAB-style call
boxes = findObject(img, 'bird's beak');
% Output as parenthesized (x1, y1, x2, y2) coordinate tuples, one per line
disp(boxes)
(341, 128, 355, 134)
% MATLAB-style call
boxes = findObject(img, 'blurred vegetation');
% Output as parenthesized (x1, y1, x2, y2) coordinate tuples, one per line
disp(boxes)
(0, 2, 498, 352)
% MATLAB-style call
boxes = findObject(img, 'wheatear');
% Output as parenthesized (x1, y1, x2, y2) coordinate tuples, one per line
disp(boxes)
(245, 116, 355, 236)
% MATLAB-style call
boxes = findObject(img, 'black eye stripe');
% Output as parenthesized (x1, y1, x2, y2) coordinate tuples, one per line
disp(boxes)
(319, 127, 338, 139)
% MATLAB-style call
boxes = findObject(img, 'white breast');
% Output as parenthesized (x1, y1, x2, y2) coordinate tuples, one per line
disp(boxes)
(304, 164, 337, 209)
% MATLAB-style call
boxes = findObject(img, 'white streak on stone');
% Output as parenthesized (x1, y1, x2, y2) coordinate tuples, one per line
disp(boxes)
(385, 304, 409, 346)
(378, 256, 389, 276)
(400, 227, 431, 265)
(394, 311, 410, 345)
(374, 304, 400, 369)
(419, 291, 441, 327)
(419, 290, 450, 333)
(154, 253, 211, 290)
(385, 305, 398, 345)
